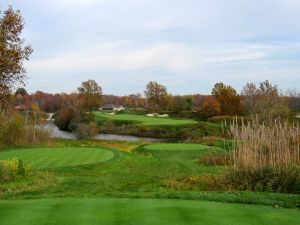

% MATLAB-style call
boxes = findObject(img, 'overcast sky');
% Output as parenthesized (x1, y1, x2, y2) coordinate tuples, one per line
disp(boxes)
(1, 0, 300, 95)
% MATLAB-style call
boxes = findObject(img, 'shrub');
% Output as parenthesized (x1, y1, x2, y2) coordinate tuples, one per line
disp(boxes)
(199, 136, 220, 146)
(0, 159, 31, 183)
(0, 162, 11, 182)
(165, 176, 202, 191)
(0, 113, 26, 146)
(0, 112, 51, 146)
(198, 153, 230, 166)
(224, 167, 300, 193)
(118, 108, 147, 115)
(74, 123, 99, 140)
(181, 123, 222, 142)
(53, 106, 76, 130)
(207, 115, 251, 124)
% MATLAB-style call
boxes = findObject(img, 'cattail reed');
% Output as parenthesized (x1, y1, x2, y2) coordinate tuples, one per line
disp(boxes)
(230, 119, 300, 170)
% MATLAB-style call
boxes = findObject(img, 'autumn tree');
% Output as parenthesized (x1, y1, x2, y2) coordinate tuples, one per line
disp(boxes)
(255, 80, 290, 119)
(169, 95, 193, 115)
(192, 94, 206, 109)
(240, 80, 290, 119)
(144, 81, 168, 111)
(212, 82, 241, 115)
(78, 80, 103, 111)
(168, 95, 183, 114)
(0, 7, 33, 111)
(286, 89, 300, 112)
(241, 82, 258, 114)
(200, 96, 220, 119)
(31, 103, 43, 142)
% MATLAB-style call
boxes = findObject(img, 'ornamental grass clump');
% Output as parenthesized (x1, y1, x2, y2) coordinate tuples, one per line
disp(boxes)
(227, 119, 300, 193)
(0, 159, 31, 183)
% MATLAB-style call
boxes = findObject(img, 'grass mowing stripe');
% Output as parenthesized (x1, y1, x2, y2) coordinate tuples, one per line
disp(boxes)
(94, 112, 198, 126)
(0, 198, 297, 225)
(0, 148, 114, 169)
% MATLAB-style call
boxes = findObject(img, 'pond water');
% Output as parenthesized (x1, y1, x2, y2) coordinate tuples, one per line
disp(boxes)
(43, 122, 162, 142)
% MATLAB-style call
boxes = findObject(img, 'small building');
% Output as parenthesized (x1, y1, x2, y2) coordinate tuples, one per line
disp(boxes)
(14, 105, 27, 112)
(99, 104, 125, 112)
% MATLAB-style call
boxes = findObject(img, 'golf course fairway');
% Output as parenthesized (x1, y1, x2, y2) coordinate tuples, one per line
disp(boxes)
(0, 198, 299, 225)
(94, 112, 198, 126)
(0, 147, 114, 168)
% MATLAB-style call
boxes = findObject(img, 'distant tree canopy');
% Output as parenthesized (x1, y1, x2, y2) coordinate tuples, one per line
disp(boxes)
(15, 87, 28, 96)
(212, 82, 241, 115)
(0, 6, 33, 111)
(168, 95, 193, 114)
(144, 81, 168, 111)
(78, 79, 103, 111)
(241, 80, 290, 120)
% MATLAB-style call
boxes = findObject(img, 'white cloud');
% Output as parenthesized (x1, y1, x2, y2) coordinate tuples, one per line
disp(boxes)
(42, 0, 107, 8)
(27, 42, 269, 75)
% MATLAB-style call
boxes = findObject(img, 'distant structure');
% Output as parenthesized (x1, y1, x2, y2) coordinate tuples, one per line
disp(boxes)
(14, 105, 27, 112)
(99, 104, 125, 112)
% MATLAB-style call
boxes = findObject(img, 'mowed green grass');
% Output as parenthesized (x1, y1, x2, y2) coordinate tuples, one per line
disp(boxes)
(0, 147, 114, 169)
(94, 112, 198, 126)
(0, 198, 299, 225)
(142, 143, 217, 151)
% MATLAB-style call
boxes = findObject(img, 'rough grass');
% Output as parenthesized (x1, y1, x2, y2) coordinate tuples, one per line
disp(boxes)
(56, 139, 147, 153)
(0, 147, 114, 169)
(0, 198, 299, 225)
(94, 112, 198, 126)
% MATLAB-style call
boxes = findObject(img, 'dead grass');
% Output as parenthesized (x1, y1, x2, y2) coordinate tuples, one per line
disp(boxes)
(230, 119, 300, 169)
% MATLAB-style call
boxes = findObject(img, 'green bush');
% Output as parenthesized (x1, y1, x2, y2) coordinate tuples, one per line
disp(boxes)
(117, 108, 147, 115)
(97, 120, 222, 140)
(0, 159, 31, 183)
(198, 153, 230, 166)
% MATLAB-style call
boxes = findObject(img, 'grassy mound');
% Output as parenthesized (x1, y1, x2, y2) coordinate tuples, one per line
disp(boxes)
(0, 147, 114, 169)
(0, 198, 299, 225)
(94, 112, 198, 126)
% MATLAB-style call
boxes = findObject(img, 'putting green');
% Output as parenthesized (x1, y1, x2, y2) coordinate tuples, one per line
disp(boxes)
(0, 147, 114, 168)
(0, 198, 299, 225)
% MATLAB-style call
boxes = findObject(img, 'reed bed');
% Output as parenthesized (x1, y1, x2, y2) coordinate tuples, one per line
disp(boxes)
(226, 119, 300, 193)
(230, 120, 300, 169)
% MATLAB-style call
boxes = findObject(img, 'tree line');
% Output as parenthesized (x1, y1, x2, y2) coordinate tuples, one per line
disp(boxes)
(1, 6, 299, 122)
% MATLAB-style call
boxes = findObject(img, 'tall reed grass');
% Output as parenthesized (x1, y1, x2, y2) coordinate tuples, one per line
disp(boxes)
(230, 119, 300, 169)
(226, 119, 300, 193)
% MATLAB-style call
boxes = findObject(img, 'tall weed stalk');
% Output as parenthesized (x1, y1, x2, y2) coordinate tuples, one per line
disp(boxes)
(227, 119, 300, 193)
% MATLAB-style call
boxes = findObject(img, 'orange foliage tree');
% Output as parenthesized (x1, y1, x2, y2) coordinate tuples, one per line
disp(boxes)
(212, 82, 241, 115)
